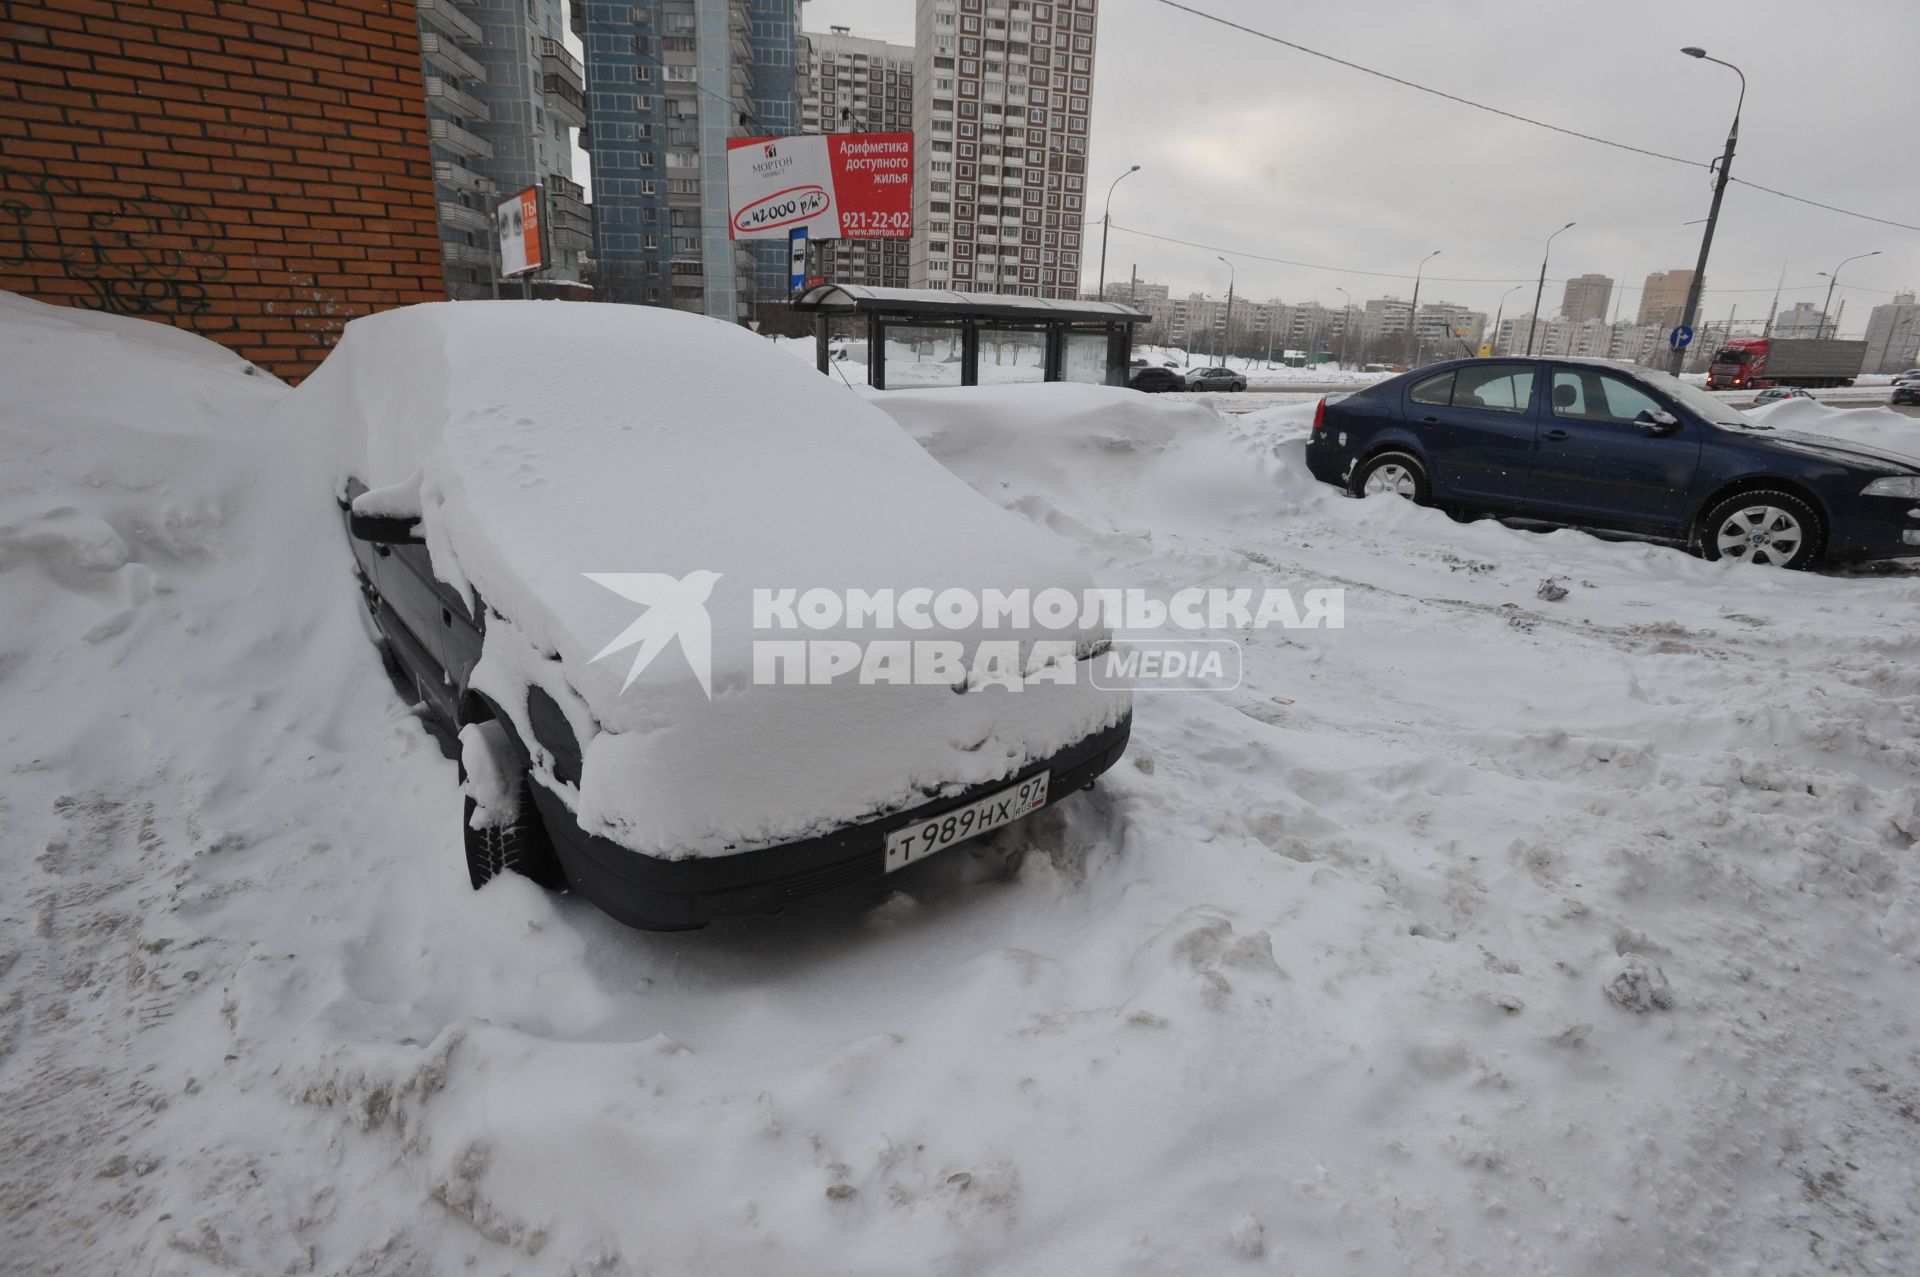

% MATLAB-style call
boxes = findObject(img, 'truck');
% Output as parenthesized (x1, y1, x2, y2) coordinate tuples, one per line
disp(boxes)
(1705, 337, 1868, 390)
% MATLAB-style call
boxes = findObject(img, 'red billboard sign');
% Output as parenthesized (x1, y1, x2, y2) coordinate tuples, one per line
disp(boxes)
(726, 133, 913, 241)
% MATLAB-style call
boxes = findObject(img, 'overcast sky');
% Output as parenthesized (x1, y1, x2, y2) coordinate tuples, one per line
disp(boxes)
(800, 0, 1919, 333)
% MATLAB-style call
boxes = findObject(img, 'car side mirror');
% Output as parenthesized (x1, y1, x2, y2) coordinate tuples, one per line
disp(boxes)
(348, 511, 424, 544)
(1636, 409, 1680, 437)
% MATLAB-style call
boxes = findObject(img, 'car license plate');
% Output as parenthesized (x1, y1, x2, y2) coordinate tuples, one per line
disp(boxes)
(884, 773, 1050, 873)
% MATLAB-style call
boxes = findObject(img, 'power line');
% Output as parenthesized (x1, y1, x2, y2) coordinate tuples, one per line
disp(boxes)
(1151, 0, 1920, 235)
(1149, 0, 1704, 170)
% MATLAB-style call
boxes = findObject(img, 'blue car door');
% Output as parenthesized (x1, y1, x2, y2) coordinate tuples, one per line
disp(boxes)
(1528, 366, 1703, 532)
(1407, 362, 1541, 507)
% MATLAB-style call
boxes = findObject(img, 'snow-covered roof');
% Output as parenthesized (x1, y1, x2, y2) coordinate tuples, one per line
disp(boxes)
(793, 283, 1149, 324)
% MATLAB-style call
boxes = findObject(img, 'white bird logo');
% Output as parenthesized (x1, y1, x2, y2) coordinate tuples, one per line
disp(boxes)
(583, 570, 723, 698)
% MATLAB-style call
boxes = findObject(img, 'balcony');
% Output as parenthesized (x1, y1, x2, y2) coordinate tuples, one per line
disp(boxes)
(433, 158, 492, 194)
(429, 117, 493, 161)
(420, 33, 485, 83)
(543, 72, 587, 128)
(418, 0, 483, 46)
(442, 240, 494, 268)
(539, 38, 584, 96)
(424, 76, 489, 123)
(439, 200, 491, 233)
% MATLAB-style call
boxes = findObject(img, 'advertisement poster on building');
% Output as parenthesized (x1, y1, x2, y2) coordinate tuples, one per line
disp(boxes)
(726, 133, 913, 241)
(497, 186, 545, 278)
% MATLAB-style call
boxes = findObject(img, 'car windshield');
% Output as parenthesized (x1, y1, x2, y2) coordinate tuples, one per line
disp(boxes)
(1633, 368, 1764, 429)
(1712, 348, 1750, 364)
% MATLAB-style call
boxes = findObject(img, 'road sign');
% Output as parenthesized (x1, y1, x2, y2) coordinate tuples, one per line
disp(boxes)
(789, 227, 808, 294)
(1669, 325, 1694, 351)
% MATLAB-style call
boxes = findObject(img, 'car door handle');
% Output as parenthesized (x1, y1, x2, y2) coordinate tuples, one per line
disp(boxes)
(1542, 428, 1569, 441)
(1420, 416, 1439, 424)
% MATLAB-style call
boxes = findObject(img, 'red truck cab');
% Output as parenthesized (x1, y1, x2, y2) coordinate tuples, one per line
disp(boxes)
(1707, 337, 1769, 390)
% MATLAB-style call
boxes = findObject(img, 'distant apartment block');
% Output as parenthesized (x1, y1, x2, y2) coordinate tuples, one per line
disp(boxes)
(911, 0, 1100, 298)
(1637, 268, 1695, 329)
(582, 0, 805, 317)
(1560, 273, 1613, 325)
(1770, 300, 1827, 339)
(418, 0, 592, 298)
(800, 27, 914, 288)
(1863, 292, 1920, 373)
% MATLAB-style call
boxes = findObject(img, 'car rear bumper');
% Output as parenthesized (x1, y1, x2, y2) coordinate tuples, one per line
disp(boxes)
(531, 714, 1132, 929)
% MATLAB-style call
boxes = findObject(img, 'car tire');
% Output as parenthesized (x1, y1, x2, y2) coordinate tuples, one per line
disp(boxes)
(1352, 450, 1431, 504)
(459, 718, 565, 891)
(1696, 489, 1822, 569)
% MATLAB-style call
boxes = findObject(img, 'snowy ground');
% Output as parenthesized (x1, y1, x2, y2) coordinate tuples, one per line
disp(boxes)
(6, 294, 1920, 1275)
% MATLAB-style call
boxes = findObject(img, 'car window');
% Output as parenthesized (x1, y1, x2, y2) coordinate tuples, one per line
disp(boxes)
(1551, 368, 1665, 426)
(1453, 364, 1534, 413)
(1409, 371, 1454, 406)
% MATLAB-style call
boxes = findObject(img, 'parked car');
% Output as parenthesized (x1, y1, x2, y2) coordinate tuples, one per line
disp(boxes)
(1752, 386, 1815, 406)
(1893, 382, 1920, 407)
(1185, 366, 1249, 392)
(1305, 355, 1920, 568)
(314, 302, 1131, 930)
(1128, 366, 1184, 393)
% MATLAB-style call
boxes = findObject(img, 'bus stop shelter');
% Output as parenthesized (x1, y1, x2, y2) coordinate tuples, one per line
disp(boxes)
(791, 284, 1149, 390)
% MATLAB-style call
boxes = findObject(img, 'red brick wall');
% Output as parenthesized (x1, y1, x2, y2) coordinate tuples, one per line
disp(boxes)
(0, 0, 447, 382)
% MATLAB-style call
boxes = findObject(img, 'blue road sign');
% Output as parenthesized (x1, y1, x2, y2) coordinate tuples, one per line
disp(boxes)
(1669, 325, 1694, 351)
(789, 227, 808, 294)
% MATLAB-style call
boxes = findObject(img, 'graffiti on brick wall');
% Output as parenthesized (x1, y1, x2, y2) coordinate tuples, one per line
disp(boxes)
(1, 169, 348, 345)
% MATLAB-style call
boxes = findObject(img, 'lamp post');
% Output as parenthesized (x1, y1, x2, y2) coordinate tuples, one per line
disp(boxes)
(1096, 164, 1140, 299)
(1406, 249, 1440, 367)
(1524, 223, 1574, 357)
(1217, 254, 1235, 367)
(1490, 283, 1522, 355)
(1667, 47, 1744, 374)
(1817, 250, 1880, 339)
(1335, 285, 1352, 368)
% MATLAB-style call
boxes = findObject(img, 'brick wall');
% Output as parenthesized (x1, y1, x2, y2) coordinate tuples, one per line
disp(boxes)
(0, 0, 447, 382)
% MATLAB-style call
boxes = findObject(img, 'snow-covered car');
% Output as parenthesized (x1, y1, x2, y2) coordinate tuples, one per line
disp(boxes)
(292, 302, 1132, 930)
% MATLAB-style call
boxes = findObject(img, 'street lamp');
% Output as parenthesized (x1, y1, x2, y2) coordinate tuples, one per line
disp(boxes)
(1817, 250, 1881, 339)
(1096, 164, 1141, 299)
(1217, 254, 1236, 366)
(1407, 249, 1440, 367)
(1668, 46, 1745, 374)
(1525, 223, 1575, 356)
(1335, 285, 1352, 368)
(1490, 283, 1522, 355)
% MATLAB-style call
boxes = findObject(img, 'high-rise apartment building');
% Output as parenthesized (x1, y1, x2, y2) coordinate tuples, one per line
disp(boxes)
(1862, 292, 1920, 373)
(911, 0, 1100, 298)
(1560, 273, 1613, 325)
(582, 0, 805, 316)
(800, 27, 915, 288)
(1637, 269, 1695, 329)
(418, 0, 592, 298)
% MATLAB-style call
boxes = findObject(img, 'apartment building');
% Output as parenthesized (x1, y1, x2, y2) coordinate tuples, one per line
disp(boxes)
(1637, 268, 1695, 328)
(911, 0, 1100, 298)
(1560, 273, 1613, 325)
(1862, 292, 1920, 373)
(800, 27, 914, 288)
(1771, 301, 1826, 338)
(418, 0, 591, 298)
(582, 0, 806, 316)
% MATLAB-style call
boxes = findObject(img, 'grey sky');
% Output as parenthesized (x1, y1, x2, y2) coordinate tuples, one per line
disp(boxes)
(800, 0, 1919, 333)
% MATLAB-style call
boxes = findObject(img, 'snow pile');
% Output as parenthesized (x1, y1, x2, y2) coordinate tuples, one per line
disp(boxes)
(1747, 394, 1920, 461)
(4, 296, 1919, 1275)
(281, 301, 1124, 855)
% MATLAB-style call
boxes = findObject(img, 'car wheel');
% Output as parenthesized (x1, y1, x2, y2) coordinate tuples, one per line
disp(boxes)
(1353, 451, 1431, 503)
(1697, 489, 1822, 569)
(458, 718, 565, 891)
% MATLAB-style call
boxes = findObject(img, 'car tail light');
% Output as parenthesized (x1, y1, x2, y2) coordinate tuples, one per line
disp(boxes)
(1312, 397, 1326, 433)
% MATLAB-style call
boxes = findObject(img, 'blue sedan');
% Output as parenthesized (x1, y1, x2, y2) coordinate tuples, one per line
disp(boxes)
(1306, 357, 1920, 568)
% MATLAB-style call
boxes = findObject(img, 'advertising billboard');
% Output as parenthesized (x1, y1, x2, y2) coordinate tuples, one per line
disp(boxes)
(497, 186, 544, 278)
(725, 133, 913, 241)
